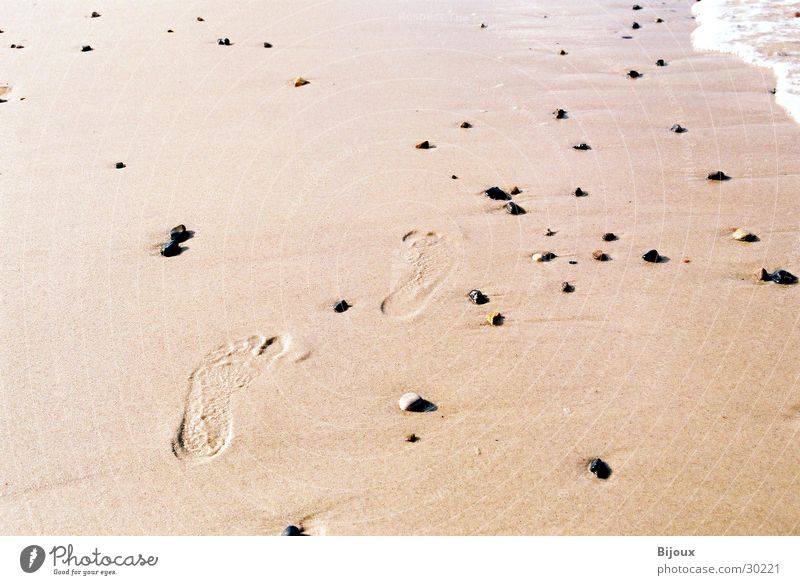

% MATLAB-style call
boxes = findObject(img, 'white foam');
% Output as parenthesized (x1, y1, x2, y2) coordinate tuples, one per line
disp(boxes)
(692, 0, 800, 124)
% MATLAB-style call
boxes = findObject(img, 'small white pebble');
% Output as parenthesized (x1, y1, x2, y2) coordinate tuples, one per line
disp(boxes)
(398, 392, 422, 411)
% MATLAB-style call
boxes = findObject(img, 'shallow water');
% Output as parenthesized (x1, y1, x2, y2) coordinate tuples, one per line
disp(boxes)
(693, 0, 800, 123)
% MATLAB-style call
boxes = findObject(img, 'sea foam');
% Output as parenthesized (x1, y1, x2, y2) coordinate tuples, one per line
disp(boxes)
(692, 0, 800, 124)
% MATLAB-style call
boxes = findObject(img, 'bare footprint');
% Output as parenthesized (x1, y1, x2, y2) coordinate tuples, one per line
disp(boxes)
(173, 334, 287, 462)
(380, 230, 452, 319)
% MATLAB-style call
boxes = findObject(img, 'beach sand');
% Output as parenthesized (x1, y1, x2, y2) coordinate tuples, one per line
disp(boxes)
(1, 0, 799, 535)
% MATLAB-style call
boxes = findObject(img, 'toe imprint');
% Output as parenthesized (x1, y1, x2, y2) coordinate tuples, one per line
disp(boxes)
(173, 334, 286, 462)
(380, 230, 452, 319)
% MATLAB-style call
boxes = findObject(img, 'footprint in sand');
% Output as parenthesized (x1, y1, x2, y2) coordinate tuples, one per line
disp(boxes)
(173, 334, 287, 462)
(380, 230, 452, 319)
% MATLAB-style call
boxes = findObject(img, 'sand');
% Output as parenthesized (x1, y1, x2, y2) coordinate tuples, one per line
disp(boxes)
(1, 0, 799, 535)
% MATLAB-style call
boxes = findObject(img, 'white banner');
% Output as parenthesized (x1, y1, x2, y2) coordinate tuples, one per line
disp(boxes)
(1, 537, 797, 584)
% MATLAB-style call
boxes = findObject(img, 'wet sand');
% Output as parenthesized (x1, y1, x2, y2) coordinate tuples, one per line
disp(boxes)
(1, 0, 799, 535)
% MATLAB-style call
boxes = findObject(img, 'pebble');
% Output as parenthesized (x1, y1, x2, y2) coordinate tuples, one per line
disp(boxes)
(217, 37, 231, 46)
(510, 186, 521, 195)
(731, 228, 757, 242)
(451, 175, 458, 179)
(633, 3, 642, 9)
(468, 289, 489, 305)
(405, 433, 420, 443)
(568, 260, 577, 265)
(281, 525, 302, 536)
(91, 11, 101, 18)
(196, 17, 205, 22)
(707, 170, 730, 181)
(627, 70, 642, 78)
(333, 299, 350, 313)
(169, 224, 190, 243)
(553, 108, 567, 119)
(545, 228, 555, 237)
(758, 268, 798, 285)
(655, 59, 666, 66)
(484, 186, 511, 201)
(561, 281, 574, 293)
(632, 22, 641, 29)
(263, 42, 273, 48)
(415, 140, 431, 149)
(160, 239, 182, 257)
(460, 121, 472, 128)
(115, 162, 126, 169)
(486, 312, 504, 326)
(655, 17, 664, 23)
(602, 232, 617, 241)
(559, 49, 568, 55)
(81, 45, 93, 52)
(480, 23, 487, 28)
(505, 201, 524, 215)
(589, 458, 611, 479)
(642, 249, 662, 263)
(573, 143, 591, 150)
(398, 392, 433, 412)
(532, 251, 556, 262)
(167, 29, 174, 33)
(294, 77, 309, 87)
(592, 250, 608, 261)
(574, 187, 588, 197)
(670, 124, 687, 133)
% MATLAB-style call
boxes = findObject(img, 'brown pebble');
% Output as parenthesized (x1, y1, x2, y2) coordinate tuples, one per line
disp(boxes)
(294, 77, 309, 87)
(405, 433, 420, 443)
(460, 121, 472, 128)
(196, 16, 204, 21)
(487, 312, 503, 326)
(592, 250, 608, 261)
(415, 140, 431, 149)
(510, 186, 521, 195)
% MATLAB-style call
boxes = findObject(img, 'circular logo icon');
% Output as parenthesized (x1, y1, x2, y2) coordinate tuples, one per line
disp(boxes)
(20, 545, 45, 573)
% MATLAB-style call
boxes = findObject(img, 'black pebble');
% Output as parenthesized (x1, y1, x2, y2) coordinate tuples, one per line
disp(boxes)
(91, 11, 101, 18)
(554, 108, 567, 119)
(545, 228, 555, 237)
(169, 224, 190, 243)
(568, 260, 577, 265)
(655, 59, 666, 66)
(167, 29, 174, 33)
(642, 249, 662, 263)
(480, 23, 487, 28)
(632, 22, 641, 29)
(573, 143, 591, 150)
(632, 4, 642, 9)
(559, 49, 568, 55)
(561, 281, 574, 293)
(707, 171, 730, 181)
(655, 18, 664, 23)
(281, 525, 302, 536)
(589, 458, 611, 479)
(760, 269, 798, 285)
(333, 299, 350, 313)
(460, 121, 472, 128)
(627, 70, 642, 78)
(468, 289, 489, 305)
(451, 174, 458, 179)
(621, 35, 633, 39)
(505, 201, 525, 215)
(263, 42, 273, 48)
(670, 123, 687, 133)
(415, 140, 431, 149)
(602, 232, 618, 241)
(217, 38, 231, 46)
(485, 186, 511, 201)
(160, 239, 182, 257)
(574, 187, 588, 197)
(81, 45, 93, 52)
(115, 162, 125, 169)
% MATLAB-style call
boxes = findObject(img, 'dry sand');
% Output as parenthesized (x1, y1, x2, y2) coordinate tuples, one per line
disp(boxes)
(1, 0, 799, 535)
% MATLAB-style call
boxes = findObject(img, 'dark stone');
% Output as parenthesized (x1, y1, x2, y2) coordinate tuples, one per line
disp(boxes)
(761, 269, 798, 285)
(480, 23, 487, 28)
(197, 17, 205, 22)
(561, 281, 574, 293)
(451, 175, 458, 179)
(91, 11, 101, 18)
(510, 186, 521, 195)
(405, 433, 420, 443)
(505, 201, 525, 215)
(592, 250, 608, 261)
(559, 49, 568, 55)
(642, 249, 661, 263)
(632, 22, 641, 29)
(707, 170, 730, 181)
(81, 45, 93, 52)
(484, 186, 511, 201)
(574, 187, 588, 197)
(167, 29, 174, 33)
(160, 239, 182, 257)
(655, 59, 666, 66)
(622, 35, 633, 39)
(115, 162, 126, 169)
(217, 38, 231, 46)
(333, 299, 350, 313)
(281, 525, 302, 536)
(655, 18, 664, 23)
(488, 313, 504, 326)
(602, 232, 618, 241)
(460, 121, 472, 128)
(468, 289, 489, 305)
(415, 140, 431, 149)
(632, 4, 642, 9)
(573, 143, 591, 150)
(169, 224, 190, 243)
(554, 108, 567, 119)
(627, 70, 642, 78)
(670, 123, 687, 133)
(263, 42, 273, 48)
(545, 228, 555, 237)
(589, 458, 611, 479)
(568, 260, 577, 265)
